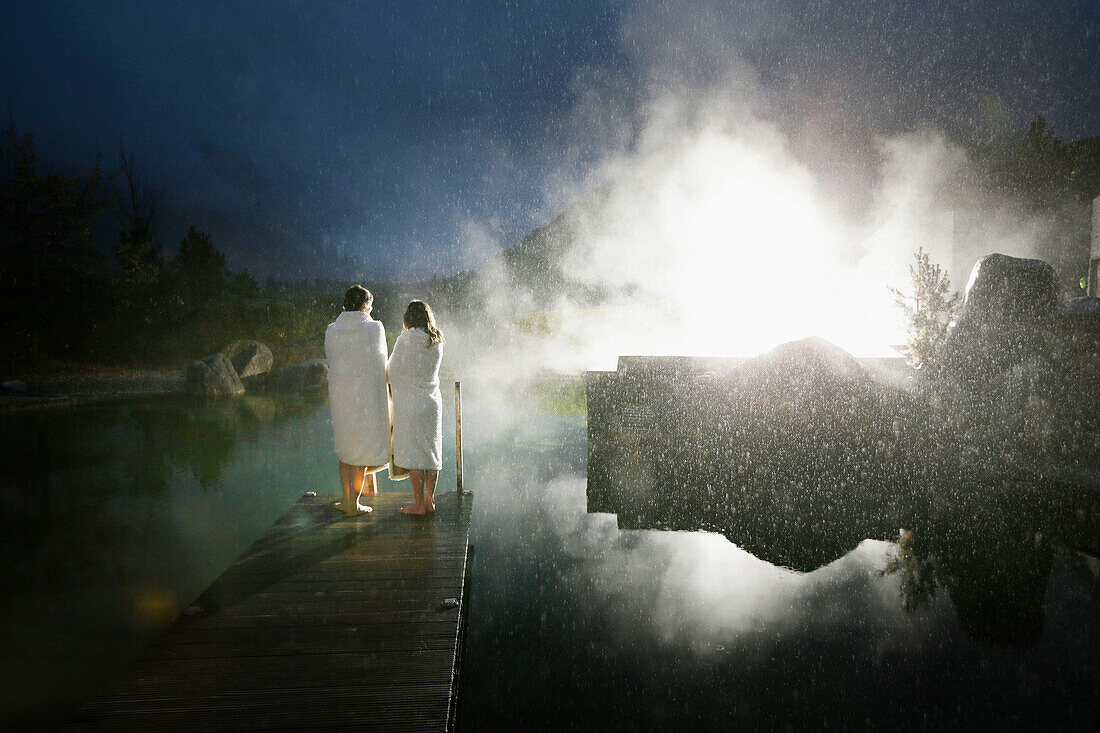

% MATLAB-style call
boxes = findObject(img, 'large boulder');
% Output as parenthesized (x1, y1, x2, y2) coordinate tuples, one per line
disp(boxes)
(186, 352, 245, 397)
(721, 337, 911, 441)
(961, 253, 1058, 317)
(219, 339, 273, 388)
(684, 338, 917, 498)
(733, 336, 870, 398)
(938, 253, 1058, 390)
(269, 359, 328, 393)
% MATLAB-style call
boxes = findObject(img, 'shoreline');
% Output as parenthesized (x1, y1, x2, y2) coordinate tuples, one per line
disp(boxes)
(0, 368, 185, 412)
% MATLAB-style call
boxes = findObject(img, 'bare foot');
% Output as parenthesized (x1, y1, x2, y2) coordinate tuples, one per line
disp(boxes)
(335, 501, 371, 516)
(399, 504, 426, 515)
(425, 500, 436, 513)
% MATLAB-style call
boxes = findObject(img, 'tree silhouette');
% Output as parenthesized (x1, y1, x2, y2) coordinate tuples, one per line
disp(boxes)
(230, 270, 259, 299)
(889, 248, 960, 370)
(175, 226, 230, 304)
(989, 115, 1080, 208)
(113, 140, 167, 289)
(0, 128, 112, 359)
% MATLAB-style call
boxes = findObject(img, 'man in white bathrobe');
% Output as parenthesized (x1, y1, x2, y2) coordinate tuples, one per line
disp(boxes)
(325, 285, 390, 515)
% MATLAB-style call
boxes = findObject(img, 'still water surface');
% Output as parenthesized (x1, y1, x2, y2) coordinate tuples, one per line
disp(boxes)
(0, 393, 1096, 729)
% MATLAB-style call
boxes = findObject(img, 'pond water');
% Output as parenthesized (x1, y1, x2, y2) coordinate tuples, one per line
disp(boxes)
(0, 393, 456, 730)
(457, 404, 1099, 729)
(1, 393, 1097, 729)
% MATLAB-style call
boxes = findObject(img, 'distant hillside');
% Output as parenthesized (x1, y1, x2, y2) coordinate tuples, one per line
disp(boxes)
(426, 187, 619, 315)
(500, 212, 576, 300)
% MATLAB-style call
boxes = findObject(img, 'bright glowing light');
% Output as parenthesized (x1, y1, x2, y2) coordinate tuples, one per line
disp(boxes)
(459, 92, 1045, 379)
(558, 113, 954, 359)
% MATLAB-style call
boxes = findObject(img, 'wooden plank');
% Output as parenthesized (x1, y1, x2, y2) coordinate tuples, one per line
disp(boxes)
(66, 492, 473, 732)
(73, 685, 456, 733)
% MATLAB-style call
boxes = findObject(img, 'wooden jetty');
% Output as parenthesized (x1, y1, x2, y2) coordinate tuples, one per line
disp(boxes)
(67, 491, 474, 732)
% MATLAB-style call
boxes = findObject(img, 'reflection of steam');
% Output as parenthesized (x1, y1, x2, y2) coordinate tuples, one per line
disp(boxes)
(467, 405, 924, 642)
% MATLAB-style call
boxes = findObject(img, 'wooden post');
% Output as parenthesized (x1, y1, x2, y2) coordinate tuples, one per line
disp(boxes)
(455, 381, 464, 494)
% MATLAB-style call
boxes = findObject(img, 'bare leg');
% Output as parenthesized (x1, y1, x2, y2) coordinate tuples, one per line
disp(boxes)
(337, 461, 371, 515)
(349, 465, 372, 514)
(424, 470, 438, 512)
(400, 469, 427, 515)
(356, 472, 376, 513)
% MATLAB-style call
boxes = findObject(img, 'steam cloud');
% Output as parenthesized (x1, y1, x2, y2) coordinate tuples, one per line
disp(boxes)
(443, 2, 1073, 386)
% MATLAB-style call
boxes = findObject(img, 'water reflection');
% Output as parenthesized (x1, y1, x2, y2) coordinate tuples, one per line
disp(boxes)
(2, 390, 1096, 730)
(585, 348, 1100, 653)
(0, 394, 333, 730)
(458, 396, 1098, 729)
(588, 397, 1097, 649)
(880, 501, 1056, 647)
(2, 394, 324, 508)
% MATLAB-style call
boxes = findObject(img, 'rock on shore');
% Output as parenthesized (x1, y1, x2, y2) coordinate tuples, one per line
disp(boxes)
(219, 339, 274, 387)
(186, 352, 245, 397)
(269, 359, 328, 392)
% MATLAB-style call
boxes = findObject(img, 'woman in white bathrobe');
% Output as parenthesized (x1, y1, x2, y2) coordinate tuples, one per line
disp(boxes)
(325, 285, 390, 515)
(388, 300, 444, 515)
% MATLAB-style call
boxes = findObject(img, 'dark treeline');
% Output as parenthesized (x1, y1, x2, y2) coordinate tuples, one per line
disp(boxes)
(0, 130, 344, 371)
(966, 116, 1100, 295)
(987, 115, 1100, 208)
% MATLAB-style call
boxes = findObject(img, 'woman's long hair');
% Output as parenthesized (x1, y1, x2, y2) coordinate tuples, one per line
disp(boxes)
(343, 285, 372, 312)
(402, 300, 444, 347)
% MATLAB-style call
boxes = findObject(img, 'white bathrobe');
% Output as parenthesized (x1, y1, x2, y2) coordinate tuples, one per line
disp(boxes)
(324, 311, 390, 466)
(387, 327, 443, 470)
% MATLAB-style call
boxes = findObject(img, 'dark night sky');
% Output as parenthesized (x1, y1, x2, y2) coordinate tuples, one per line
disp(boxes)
(2, 0, 1098, 280)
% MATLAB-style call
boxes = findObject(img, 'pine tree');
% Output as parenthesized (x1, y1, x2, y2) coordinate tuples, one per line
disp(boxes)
(889, 248, 960, 370)
(175, 226, 230, 304)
